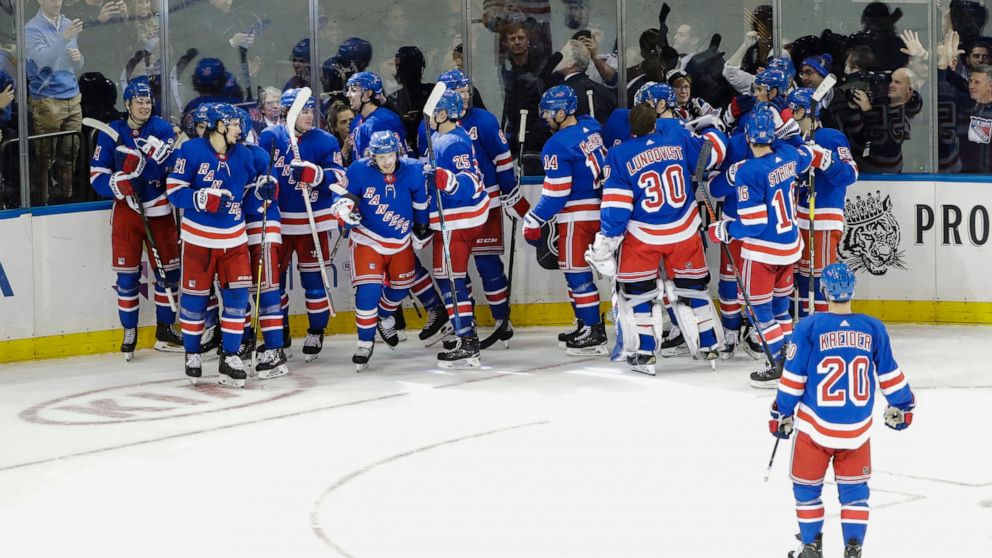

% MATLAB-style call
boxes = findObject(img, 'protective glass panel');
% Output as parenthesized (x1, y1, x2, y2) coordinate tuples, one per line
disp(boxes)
(0, 0, 18, 208)
(470, 0, 619, 174)
(316, 0, 464, 161)
(781, 0, 933, 174)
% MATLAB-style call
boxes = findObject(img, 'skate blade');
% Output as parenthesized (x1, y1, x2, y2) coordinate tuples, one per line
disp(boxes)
(187, 375, 200, 386)
(257, 365, 289, 380)
(304, 353, 319, 363)
(437, 357, 481, 369)
(218, 375, 246, 388)
(749, 379, 780, 389)
(659, 347, 689, 358)
(124, 352, 134, 362)
(564, 345, 609, 357)
(709, 360, 717, 371)
(421, 323, 455, 348)
(153, 341, 185, 353)
(502, 339, 510, 349)
(355, 363, 369, 373)
(630, 364, 656, 376)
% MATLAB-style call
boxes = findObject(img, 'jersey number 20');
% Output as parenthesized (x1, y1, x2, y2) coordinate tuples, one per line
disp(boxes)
(637, 164, 686, 212)
(816, 355, 871, 407)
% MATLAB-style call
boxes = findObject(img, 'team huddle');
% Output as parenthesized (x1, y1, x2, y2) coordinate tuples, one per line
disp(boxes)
(91, 63, 917, 557)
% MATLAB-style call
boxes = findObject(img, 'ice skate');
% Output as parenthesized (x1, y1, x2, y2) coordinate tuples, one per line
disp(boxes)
(121, 327, 138, 362)
(237, 331, 255, 362)
(218, 351, 247, 388)
(353, 340, 374, 372)
(199, 324, 220, 360)
(565, 323, 608, 356)
(750, 359, 784, 389)
(719, 329, 738, 360)
(437, 333, 481, 369)
(843, 539, 862, 558)
(480, 319, 513, 350)
(302, 328, 324, 362)
(393, 306, 408, 342)
(741, 324, 763, 360)
(627, 352, 657, 375)
(153, 323, 184, 353)
(788, 533, 823, 558)
(376, 315, 400, 349)
(557, 319, 583, 349)
(255, 348, 289, 380)
(185, 352, 203, 385)
(659, 326, 688, 357)
(281, 324, 294, 359)
(699, 344, 719, 370)
(419, 306, 453, 347)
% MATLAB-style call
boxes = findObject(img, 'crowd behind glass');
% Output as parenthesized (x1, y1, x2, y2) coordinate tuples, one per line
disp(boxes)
(1, 0, 989, 210)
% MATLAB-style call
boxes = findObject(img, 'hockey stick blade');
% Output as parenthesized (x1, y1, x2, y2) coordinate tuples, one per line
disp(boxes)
(82, 117, 119, 143)
(693, 140, 713, 185)
(812, 73, 837, 103)
(286, 86, 312, 146)
(423, 82, 448, 119)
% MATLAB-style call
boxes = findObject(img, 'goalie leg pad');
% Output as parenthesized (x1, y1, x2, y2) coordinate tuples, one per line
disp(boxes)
(673, 277, 722, 351)
(620, 279, 661, 354)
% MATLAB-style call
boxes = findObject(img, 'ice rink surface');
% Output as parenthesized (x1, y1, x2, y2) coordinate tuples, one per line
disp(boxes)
(1, 324, 990, 557)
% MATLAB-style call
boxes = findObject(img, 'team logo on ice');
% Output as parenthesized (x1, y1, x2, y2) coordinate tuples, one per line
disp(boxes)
(839, 191, 906, 276)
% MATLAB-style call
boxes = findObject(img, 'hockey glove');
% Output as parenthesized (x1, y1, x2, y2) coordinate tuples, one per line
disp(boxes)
(434, 167, 458, 194)
(685, 114, 725, 133)
(521, 212, 544, 246)
(331, 197, 362, 226)
(290, 160, 324, 188)
(585, 232, 622, 278)
(137, 135, 174, 166)
(707, 219, 734, 244)
(109, 171, 136, 199)
(194, 188, 234, 213)
(412, 222, 433, 250)
(500, 187, 531, 220)
(807, 144, 833, 171)
(769, 401, 794, 439)
(884, 394, 915, 431)
(253, 175, 279, 202)
(115, 145, 146, 176)
(726, 160, 745, 186)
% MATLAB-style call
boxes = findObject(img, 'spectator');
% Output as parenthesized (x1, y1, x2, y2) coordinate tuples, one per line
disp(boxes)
(251, 86, 280, 136)
(547, 39, 615, 125)
(957, 38, 991, 80)
(387, 46, 433, 155)
(939, 30, 992, 173)
(320, 55, 355, 107)
(846, 1, 910, 72)
(666, 69, 715, 121)
(625, 28, 665, 107)
(573, 28, 617, 88)
(499, 21, 547, 166)
(173, 0, 258, 101)
(326, 100, 354, 165)
(799, 54, 834, 112)
(26, 0, 86, 205)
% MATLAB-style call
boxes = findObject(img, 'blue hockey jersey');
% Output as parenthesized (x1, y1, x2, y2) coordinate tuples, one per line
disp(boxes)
(601, 119, 726, 245)
(602, 108, 631, 149)
(90, 116, 177, 218)
(427, 125, 489, 231)
(531, 116, 607, 224)
(777, 312, 915, 449)
(343, 157, 429, 254)
(258, 124, 345, 236)
(709, 133, 798, 221)
(166, 138, 256, 249)
(243, 143, 282, 246)
(796, 128, 860, 232)
(350, 106, 409, 160)
(727, 143, 814, 265)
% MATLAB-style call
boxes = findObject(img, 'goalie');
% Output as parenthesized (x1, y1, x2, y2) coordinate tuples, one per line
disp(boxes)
(586, 83, 726, 375)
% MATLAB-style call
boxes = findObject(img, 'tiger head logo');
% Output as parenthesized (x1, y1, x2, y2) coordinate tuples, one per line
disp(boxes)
(839, 191, 907, 276)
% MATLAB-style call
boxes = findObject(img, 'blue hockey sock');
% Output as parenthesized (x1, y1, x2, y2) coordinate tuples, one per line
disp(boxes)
(475, 254, 509, 321)
(116, 272, 141, 329)
(300, 271, 330, 331)
(179, 293, 208, 353)
(565, 272, 600, 326)
(411, 256, 442, 310)
(355, 283, 382, 342)
(793, 483, 825, 545)
(219, 287, 248, 354)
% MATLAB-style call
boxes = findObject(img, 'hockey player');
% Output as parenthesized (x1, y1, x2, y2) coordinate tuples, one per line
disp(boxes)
(346, 71, 408, 158)
(522, 85, 608, 356)
(333, 131, 429, 370)
(587, 83, 726, 374)
(769, 262, 916, 558)
(350, 70, 450, 346)
(258, 88, 346, 362)
(166, 103, 255, 387)
(430, 70, 529, 346)
(706, 105, 831, 387)
(787, 88, 860, 318)
(89, 76, 183, 360)
(236, 108, 288, 379)
(424, 89, 489, 368)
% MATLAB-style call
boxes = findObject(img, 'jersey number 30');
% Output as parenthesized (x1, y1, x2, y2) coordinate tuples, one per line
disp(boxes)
(637, 164, 686, 212)
(816, 355, 871, 407)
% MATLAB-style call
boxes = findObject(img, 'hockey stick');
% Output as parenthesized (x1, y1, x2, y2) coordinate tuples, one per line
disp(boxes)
(285, 86, 336, 317)
(694, 141, 776, 366)
(802, 74, 837, 317)
(84, 117, 178, 313)
(421, 82, 465, 336)
(250, 142, 278, 373)
(763, 436, 781, 482)
(240, 47, 252, 102)
(480, 108, 528, 350)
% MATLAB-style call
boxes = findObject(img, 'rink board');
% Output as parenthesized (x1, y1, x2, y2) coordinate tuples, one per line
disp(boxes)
(0, 178, 990, 362)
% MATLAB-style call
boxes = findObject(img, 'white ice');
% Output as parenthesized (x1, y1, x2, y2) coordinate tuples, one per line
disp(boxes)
(1, 324, 990, 557)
